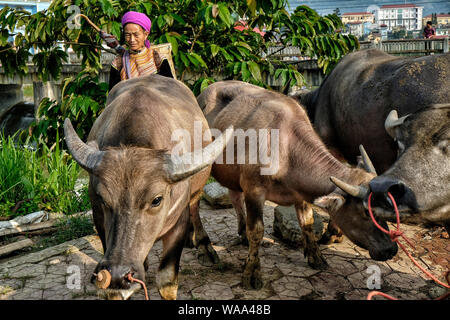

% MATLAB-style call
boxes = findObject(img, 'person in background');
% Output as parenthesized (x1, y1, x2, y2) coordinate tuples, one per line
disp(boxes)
(423, 21, 436, 39)
(423, 21, 436, 53)
(103, 11, 173, 90)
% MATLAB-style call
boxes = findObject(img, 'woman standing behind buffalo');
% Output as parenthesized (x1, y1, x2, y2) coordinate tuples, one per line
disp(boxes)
(107, 11, 174, 90)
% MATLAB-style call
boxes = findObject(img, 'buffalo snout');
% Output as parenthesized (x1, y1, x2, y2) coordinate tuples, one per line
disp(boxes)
(92, 262, 145, 290)
(368, 221, 398, 261)
(368, 176, 418, 212)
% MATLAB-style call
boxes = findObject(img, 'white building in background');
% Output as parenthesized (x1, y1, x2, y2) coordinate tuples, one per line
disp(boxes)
(376, 3, 423, 31)
(341, 12, 375, 24)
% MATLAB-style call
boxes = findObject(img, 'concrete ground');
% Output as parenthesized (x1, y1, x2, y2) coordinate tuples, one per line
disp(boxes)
(0, 201, 448, 300)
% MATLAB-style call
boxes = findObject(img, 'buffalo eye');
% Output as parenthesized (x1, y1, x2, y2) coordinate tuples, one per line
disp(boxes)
(151, 196, 163, 207)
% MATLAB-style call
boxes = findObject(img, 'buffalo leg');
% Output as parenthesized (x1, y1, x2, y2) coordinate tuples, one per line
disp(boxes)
(156, 207, 190, 300)
(189, 198, 220, 266)
(229, 189, 248, 245)
(318, 218, 344, 245)
(296, 201, 328, 270)
(242, 192, 265, 290)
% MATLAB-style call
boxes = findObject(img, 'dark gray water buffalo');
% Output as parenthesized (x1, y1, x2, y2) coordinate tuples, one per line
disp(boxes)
(198, 80, 398, 290)
(294, 49, 450, 229)
(64, 74, 232, 300)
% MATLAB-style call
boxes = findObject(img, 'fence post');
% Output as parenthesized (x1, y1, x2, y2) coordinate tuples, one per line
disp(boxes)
(444, 38, 449, 53)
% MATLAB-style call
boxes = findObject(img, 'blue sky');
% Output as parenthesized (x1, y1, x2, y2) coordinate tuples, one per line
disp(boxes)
(287, 0, 450, 16)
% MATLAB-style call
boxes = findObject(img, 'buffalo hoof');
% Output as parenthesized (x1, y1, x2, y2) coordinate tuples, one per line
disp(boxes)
(158, 283, 178, 300)
(197, 243, 220, 266)
(230, 234, 249, 247)
(307, 254, 329, 270)
(242, 260, 263, 290)
(242, 270, 263, 290)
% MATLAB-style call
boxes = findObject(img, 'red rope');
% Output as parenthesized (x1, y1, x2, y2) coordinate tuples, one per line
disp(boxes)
(126, 273, 149, 300)
(367, 192, 450, 300)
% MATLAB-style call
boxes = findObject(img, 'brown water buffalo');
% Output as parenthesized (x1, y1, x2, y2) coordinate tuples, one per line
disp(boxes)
(294, 49, 450, 230)
(64, 74, 232, 300)
(198, 80, 398, 290)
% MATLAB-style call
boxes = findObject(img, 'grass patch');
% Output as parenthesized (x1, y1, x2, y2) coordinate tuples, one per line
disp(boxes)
(0, 285, 14, 295)
(0, 133, 91, 218)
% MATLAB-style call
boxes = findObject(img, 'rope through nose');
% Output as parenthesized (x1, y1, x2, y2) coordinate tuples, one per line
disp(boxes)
(126, 273, 149, 300)
(367, 192, 450, 300)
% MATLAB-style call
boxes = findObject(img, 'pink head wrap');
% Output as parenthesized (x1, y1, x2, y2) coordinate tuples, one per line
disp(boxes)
(121, 11, 151, 48)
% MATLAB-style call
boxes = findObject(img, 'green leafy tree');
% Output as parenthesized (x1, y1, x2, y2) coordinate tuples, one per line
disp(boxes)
(0, 1, 359, 146)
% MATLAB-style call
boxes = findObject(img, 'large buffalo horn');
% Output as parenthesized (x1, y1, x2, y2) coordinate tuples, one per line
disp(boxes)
(165, 126, 234, 182)
(64, 118, 104, 172)
(330, 176, 368, 199)
(385, 110, 409, 138)
(358, 145, 377, 175)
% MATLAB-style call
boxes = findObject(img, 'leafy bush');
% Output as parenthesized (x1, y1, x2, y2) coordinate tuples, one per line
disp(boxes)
(31, 71, 108, 147)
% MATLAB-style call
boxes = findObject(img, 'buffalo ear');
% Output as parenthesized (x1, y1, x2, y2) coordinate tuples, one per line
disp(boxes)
(314, 193, 346, 213)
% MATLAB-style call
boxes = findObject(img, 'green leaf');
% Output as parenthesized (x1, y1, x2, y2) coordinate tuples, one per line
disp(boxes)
(166, 34, 178, 56)
(156, 15, 165, 30)
(241, 62, 250, 81)
(190, 52, 207, 68)
(187, 53, 199, 67)
(163, 14, 174, 27)
(281, 69, 288, 86)
(248, 61, 261, 82)
(247, 0, 257, 15)
(236, 41, 252, 51)
(233, 62, 241, 75)
(111, 21, 121, 39)
(200, 78, 211, 93)
(217, 3, 232, 28)
(170, 13, 186, 26)
(220, 48, 233, 62)
(179, 51, 189, 67)
(210, 44, 219, 57)
(274, 68, 283, 79)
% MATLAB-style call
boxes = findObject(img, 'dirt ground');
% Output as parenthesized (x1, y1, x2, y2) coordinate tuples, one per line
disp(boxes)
(0, 201, 448, 300)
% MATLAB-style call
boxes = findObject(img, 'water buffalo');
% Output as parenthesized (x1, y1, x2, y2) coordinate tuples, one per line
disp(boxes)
(64, 74, 232, 300)
(198, 80, 398, 290)
(294, 49, 450, 230)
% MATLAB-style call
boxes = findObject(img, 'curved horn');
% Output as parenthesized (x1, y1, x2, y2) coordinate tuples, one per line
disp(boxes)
(385, 110, 409, 138)
(165, 126, 234, 182)
(64, 118, 104, 172)
(330, 176, 368, 199)
(358, 145, 377, 175)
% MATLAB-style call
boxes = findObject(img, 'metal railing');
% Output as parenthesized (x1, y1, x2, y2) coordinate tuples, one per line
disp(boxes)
(66, 51, 117, 64)
(359, 38, 449, 55)
(266, 38, 449, 63)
